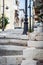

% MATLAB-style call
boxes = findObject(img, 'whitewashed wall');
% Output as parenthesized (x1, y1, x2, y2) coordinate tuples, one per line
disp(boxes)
(0, 0, 19, 29)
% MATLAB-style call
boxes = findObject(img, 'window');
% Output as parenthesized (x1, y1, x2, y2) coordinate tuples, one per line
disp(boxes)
(16, 0, 19, 5)
(15, 10, 19, 17)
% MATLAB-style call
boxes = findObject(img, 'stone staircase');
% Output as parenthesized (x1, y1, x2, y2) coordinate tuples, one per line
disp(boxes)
(21, 40, 43, 65)
(0, 30, 43, 65)
(0, 29, 28, 65)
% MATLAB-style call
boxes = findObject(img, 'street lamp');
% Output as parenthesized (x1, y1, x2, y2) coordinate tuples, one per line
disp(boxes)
(28, 0, 34, 32)
(28, 0, 32, 32)
(23, 0, 28, 34)
(29, 0, 31, 32)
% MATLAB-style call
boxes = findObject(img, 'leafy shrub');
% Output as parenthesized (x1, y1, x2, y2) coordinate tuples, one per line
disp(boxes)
(0, 16, 9, 29)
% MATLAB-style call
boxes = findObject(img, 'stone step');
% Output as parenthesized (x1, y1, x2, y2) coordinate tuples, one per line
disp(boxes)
(21, 60, 40, 65)
(0, 39, 27, 46)
(36, 33, 43, 36)
(35, 36, 43, 41)
(0, 49, 23, 56)
(0, 45, 27, 56)
(27, 32, 43, 41)
(0, 45, 27, 51)
(0, 29, 23, 34)
(0, 55, 23, 65)
(23, 48, 43, 60)
(0, 34, 29, 40)
(27, 41, 43, 48)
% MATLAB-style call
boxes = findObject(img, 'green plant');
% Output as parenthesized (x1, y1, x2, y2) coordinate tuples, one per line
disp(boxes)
(0, 16, 9, 29)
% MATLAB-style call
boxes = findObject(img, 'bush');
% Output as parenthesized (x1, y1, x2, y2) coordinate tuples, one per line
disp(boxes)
(0, 16, 9, 29)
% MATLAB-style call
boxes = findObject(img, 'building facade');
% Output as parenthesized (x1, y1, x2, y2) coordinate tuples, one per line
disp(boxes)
(33, 0, 43, 32)
(33, 0, 43, 22)
(0, 0, 19, 29)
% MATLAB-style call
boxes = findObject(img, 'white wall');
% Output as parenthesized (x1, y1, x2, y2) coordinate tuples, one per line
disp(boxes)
(0, 0, 19, 29)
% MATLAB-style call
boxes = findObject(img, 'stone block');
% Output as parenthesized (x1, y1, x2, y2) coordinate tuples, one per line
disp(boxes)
(21, 60, 40, 65)
(35, 36, 43, 41)
(27, 41, 43, 48)
(7, 56, 17, 65)
(23, 48, 43, 60)
(0, 56, 7, 65)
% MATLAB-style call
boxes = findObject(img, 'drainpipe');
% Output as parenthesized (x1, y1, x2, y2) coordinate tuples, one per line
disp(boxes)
(2, 0, 4, 31)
